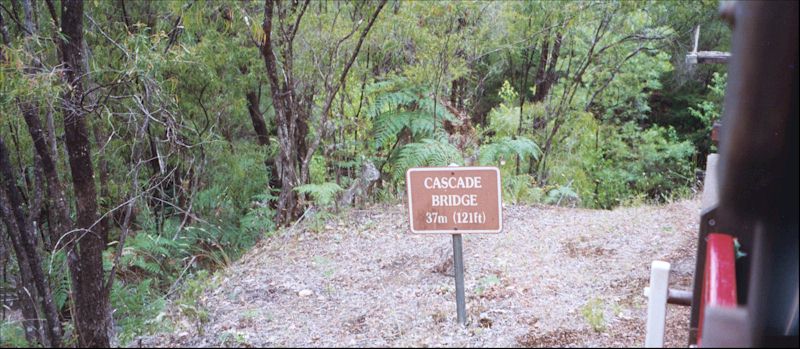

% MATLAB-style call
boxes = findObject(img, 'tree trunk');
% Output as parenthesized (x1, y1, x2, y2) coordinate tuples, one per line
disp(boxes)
(118, 0, 132, 32)
(516, 39, 535, 175)
(92, 123, 111, 245)
(532, 36, 551, 102)
(246, 90, 270, 146)
(260, 0, 301, 225)
(59, 1, 112, 346)
(0, 185, 44, 346)
(246, 88, 281, 195)
(0, 137, 61, 347)
(21, 107, 72, 244)
(20, 0, 36, 36)
(532, 32, 563, 105)
(295, 91, 312, 169)
(260, 0, 384, 225)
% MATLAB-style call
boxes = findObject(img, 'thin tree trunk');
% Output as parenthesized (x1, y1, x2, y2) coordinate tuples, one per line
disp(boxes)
(246, 90, 270, 146)
(4, 8, 65, 343)
(44, 0, 57, 28)
(532, 31, 562, 104)
(246, 87, 280, 195)
(0, 7, 11, 53)
(59, 1, 112, 346)
(261, 0, 300, 225)
(516, 37, 535, 175)
(532, 36, 551, 102)
(0, 137, 61, 347)
(7, 0, 22, 34)
(92, 123, 111, 244)
(20, 0, 36, 36)
(298, 0, 386, 184)
(118, 0, 132, 32)
(0, 186, 43, 346)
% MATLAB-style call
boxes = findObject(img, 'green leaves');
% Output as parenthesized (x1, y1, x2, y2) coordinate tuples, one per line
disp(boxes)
(364, 76, 463, 181)
(391, 139, 463, 179)
(120, 233, 189, 278)
(294, 182, 344, 207)
(478, 137, 541, 166)
(689, 72, 727, 132)
(367, 77, 459, 149)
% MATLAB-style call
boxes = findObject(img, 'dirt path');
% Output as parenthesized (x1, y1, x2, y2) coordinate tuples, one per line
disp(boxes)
(142, 199, 700, 347)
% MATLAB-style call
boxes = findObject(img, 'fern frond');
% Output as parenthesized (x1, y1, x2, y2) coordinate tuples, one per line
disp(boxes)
(478, 137, 541, 166)
(294, 182, 343, 207)
(486, 104, 521, 138)
(373, 111, 412, 149)
(417, 98, 458, 124)
(392, 139, 463, 179)
(368, 76, 459, 151)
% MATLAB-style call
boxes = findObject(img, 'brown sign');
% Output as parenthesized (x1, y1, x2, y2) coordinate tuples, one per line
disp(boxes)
(406, 167, 502, 234)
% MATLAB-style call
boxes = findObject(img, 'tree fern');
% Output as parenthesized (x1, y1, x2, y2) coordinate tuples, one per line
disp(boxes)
(391, 139, 463, 179)
(119, 233, 189, 278)
(546, 184, 580, 207)
(294, 182, 343, 207)
(367, 76, 459, 150)
(373, 111, 442, 149)
(240, 192, 277, 236)
(365, 77, 427, 118)
(486, 104, 520, 138)
(478, 137, 541, 166)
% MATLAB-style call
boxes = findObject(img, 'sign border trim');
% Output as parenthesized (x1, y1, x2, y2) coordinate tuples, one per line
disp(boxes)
(406, 166, 503, 234)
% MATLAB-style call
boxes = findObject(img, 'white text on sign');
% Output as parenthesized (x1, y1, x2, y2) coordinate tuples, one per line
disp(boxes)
(406, 167, 502, 234)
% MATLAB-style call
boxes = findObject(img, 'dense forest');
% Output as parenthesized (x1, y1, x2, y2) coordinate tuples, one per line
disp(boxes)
(0, 0, 729, 347)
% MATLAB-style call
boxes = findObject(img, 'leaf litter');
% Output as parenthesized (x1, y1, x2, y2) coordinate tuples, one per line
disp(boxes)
(139, 198, 700, 347)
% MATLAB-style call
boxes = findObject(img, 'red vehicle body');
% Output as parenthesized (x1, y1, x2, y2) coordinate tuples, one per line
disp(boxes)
(687, 1, 798, 347)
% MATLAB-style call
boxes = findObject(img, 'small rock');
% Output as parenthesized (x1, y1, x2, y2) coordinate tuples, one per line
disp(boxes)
(298, 289, 314, 297)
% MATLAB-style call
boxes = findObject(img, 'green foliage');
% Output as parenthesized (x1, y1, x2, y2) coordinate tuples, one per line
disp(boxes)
(478, 137, 540, 166)
(294, 182, 344, 207)
(545, 112, 695, 208)
(502, 174, 545, 205)
(0, 1, 725, 344)
(174, 270, 216, 334)
(199, 142, 272, 218)
(581, 298, 607, 333)
(475, 275, 501, 295)
(546, 185, 580, 207)
(218, 331, 249, 347)
(0, 321, 31, 348)
(240, 193, 278, 238)
(309, 155, 329, 185)
(689, 71, 727, 145)
(116, 232, 189, 281)
(304, 210, 337, 234)
(391, 139, 463, 179)
(368, 77, 459, 151)
(47, 251, 72, 312)
(111, 279, 168, 345)
(485, 103, 521, 138)
(498, 80, 518, 105)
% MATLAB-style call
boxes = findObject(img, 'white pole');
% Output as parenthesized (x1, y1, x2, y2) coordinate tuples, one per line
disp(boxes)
(645, 261, 671, 347)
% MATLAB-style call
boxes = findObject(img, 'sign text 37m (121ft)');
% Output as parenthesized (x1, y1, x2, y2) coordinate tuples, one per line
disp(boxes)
(406, 167, 502, 234)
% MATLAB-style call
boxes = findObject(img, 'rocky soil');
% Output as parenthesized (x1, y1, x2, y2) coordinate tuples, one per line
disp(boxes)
(140, 198, 700, 347)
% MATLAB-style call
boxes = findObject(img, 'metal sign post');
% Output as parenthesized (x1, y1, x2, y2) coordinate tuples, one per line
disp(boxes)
(452, 233, 467, 326)
(406, 166, 502, 327)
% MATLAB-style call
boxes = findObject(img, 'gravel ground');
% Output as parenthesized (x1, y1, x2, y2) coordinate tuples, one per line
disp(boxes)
(140, 198, 700, 347)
